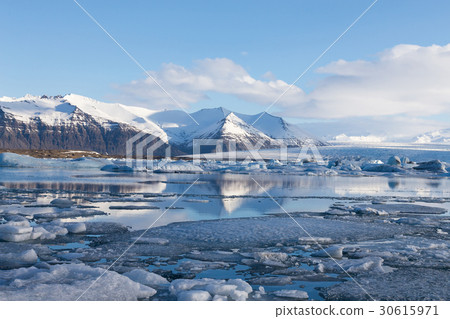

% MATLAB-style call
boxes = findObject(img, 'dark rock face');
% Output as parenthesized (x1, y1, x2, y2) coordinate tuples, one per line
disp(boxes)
(0, 107, 170, 156)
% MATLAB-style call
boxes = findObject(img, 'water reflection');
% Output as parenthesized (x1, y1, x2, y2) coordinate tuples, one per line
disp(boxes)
(0, 182, 150, 194)
(1, 168, 449, 229)
(388, 179, 400, 190)
(427, 180, 442, 188)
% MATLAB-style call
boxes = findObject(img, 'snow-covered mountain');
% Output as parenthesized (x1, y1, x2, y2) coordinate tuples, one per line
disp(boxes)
(150, 107, 325, 151)
(188, 113, 279, 152)
(0, 94, 169, 156)
(237, 111, 321, 146)
(414, 129, 450, 144)
(0, 94, 166, 139)
(0, 94, 324, 156)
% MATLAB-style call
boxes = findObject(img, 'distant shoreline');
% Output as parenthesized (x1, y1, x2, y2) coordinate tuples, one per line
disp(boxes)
(0, 149, 115, 159)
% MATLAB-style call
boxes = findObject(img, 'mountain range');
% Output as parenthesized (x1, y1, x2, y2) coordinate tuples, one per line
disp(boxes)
(0, 94, 324, 156)
(414, 129, 450, 144)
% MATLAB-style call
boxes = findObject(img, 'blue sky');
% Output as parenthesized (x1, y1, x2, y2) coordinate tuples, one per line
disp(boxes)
(1, 0, 450, 139)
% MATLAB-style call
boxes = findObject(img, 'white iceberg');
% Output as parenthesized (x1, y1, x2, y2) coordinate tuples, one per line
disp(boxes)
(122, 269, 169, 288)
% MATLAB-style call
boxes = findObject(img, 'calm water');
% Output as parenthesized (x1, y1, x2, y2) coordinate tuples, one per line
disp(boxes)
(1, 167, 449, 230)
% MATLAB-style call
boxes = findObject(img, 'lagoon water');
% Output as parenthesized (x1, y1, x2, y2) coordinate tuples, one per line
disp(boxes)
(1, 167, 449, 230)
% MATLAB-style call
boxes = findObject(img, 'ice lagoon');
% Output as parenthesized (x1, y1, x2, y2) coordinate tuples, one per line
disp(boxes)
(0, 145, 449, 300)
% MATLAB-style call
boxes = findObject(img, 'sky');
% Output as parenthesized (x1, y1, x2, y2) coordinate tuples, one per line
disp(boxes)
(1, 0, 450, 140)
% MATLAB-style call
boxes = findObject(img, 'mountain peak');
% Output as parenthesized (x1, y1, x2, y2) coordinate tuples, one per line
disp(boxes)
(0, 94, 41, 102)
(223, 112, 242, 122)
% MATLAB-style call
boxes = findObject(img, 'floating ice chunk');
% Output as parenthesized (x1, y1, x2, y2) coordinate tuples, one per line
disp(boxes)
(401, 157, 413, 165)
(0, 249, 38, 269)
(154, 161, 203, 173)
(273, 289, 308, 300)
(354, 207, 389, 216)
(0, 153, 45, 168)
(170, 278, 219, 295)
(0, 224, 33, 235)
(311, 246, 344, 259)
(41, 224, 68, 237)
(387, 156, 401, 166)
(3, 215, 29, 226)
(361, 163, 402, 172)
(351, 203, 445, 215)
(177, 290, 211, 301)
(252, 251, 289, 267)
(229, 289, 249, 301)
(0, 153, 110, 169)
(30, 226, 54, 240)
(317, 257, 388, 274)
(253, 286, 267, 299)
(170, 278, 252, 301)
(204, 284, 238, 296)
(267, 159, 283, 168)
(413, 160, 447, 173)
(339, 163, 362, 171)
(226, 279, 252, 294)
(122, 269, 169, 288)
(65, 222, 86, 234)
(0, 221, 33, 242)
(328, 160, 362, 171)
(50, 199, 74, 208)
(0, 264, 156, 300)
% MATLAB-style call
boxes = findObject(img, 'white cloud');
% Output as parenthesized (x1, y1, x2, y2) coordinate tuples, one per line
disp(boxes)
(112, 58, 305, 110)
(261, 71, 277, 81)
(282, 44, 450, 119)
(113, 44, 450, 124)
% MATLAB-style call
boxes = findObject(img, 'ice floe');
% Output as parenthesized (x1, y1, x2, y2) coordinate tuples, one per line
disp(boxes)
(316, 257, 389, 274)
(0, 264, 156, 300)
(311, 246, 344, 259)
(413, 160, 447, 173)
(272, 289, 308, 300)
(0, 249, 38, 270)
(169, 278, 252, 301)
(0, 152, 110, 169)
(122, 269, 169, 288)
